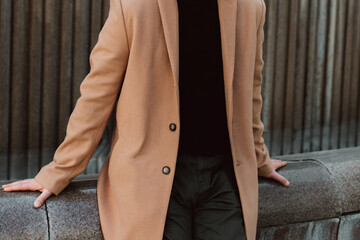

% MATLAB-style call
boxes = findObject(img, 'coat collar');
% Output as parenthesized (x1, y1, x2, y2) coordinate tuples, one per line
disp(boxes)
(157, 0, 238, 89)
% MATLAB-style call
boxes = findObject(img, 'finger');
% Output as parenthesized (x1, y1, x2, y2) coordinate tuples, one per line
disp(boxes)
(2, 181, 32, 192)
(274, 161, 288, 170)
(2, 179, 34, 188)
(271, 172, 290, 186)
(2, 180, 23, 188)
(34, 190, 53, 208)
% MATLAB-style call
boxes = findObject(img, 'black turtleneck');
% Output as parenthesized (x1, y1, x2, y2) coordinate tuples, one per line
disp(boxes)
(177, 0, 232, 156)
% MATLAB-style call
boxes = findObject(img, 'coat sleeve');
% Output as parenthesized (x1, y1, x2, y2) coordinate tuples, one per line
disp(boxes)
(34, 0, 129, 196)
(253, 0, 275, 177)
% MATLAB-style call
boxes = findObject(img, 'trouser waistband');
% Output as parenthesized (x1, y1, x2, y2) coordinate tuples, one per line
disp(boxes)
(176, 151, 233, 171)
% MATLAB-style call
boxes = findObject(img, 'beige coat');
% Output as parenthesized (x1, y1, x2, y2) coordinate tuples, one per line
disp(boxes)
(34, 0, 275, 239)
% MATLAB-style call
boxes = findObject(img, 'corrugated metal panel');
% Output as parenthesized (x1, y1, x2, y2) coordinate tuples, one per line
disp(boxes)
(0, 0, 359, 180)
(262, 0, 360, 157)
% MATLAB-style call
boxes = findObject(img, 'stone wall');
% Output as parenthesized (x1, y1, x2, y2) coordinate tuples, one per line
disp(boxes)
(1, 147, 359, 239)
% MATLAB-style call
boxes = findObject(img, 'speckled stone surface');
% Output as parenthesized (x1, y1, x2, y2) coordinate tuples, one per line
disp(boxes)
(278, 146, 360, 214)
(256, 217, 339, 240)
(0, 147, 359, 239)
(258, 159, 342, 227)
(0, 180, 48, 240)
(46, 178, 103, 240)
(337, 213, 360, 240)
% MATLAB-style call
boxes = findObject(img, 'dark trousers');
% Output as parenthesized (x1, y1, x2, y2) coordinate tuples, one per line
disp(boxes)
(163, 152, 246, 240)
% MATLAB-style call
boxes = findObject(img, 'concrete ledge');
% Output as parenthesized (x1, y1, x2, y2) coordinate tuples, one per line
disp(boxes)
(257, 146, 360, 239)
(0, 177, 102, 240)
(1, 147, 359, 239)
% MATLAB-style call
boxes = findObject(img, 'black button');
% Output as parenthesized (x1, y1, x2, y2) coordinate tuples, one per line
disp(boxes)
(169, 123, 176, 131)
(162, 166, 170, 174)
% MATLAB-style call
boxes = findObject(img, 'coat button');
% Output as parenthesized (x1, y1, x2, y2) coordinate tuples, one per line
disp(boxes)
(169, 123, 176, 131)
(162, 166, 171, 174)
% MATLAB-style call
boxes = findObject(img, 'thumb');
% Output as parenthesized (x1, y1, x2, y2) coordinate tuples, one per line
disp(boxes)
(34, 189, 53, 208)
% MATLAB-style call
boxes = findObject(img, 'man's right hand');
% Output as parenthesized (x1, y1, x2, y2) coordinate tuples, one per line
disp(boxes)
(1, 178, 53, 208)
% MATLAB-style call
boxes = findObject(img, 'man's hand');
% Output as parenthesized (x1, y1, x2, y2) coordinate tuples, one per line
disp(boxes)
(2, 179, 53, 208)
(259, 159, 290, 187)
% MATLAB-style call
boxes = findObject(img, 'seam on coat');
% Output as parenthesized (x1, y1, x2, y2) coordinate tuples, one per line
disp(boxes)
(253, 0, 267, 173)
(118, 0, 130, 52)
(256, 0, 265, 38)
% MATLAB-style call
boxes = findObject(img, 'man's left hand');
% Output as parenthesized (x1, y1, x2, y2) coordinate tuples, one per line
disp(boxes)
(260, 159, 290, 187)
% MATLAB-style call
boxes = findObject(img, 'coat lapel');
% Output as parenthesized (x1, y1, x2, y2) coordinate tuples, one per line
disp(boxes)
(157, 0, 179, 87)
(217, 0, 238, 125)
(157, 0, 238, 120)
